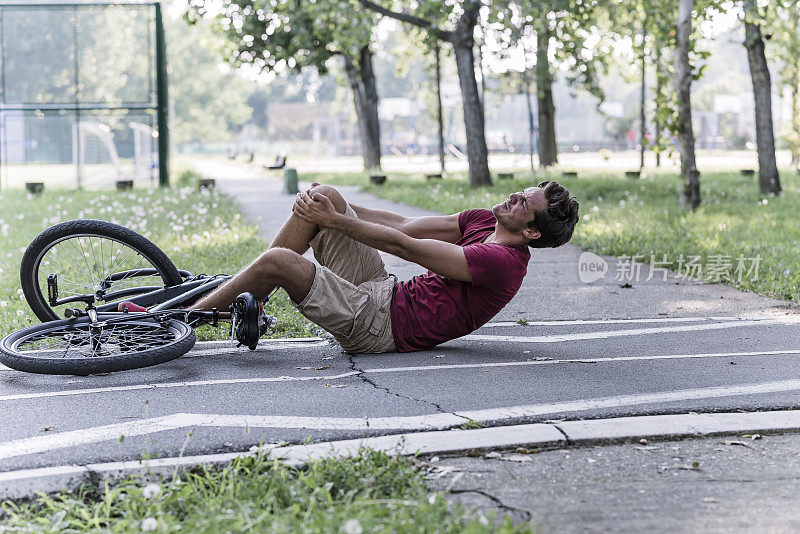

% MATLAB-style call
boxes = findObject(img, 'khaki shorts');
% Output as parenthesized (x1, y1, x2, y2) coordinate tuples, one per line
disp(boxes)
(291, 204, 397, 354)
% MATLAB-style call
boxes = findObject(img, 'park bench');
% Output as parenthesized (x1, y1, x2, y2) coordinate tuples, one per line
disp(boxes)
(264, 155, 287, 170)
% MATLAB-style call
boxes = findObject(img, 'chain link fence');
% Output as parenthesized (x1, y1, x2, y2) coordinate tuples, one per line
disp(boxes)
(0, 1, 167, 190)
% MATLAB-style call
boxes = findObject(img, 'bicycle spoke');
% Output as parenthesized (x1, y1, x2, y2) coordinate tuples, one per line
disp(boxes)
(68, 238, 100, 289)
(36, 235, 170, 314)
(14, 320, 181, 359)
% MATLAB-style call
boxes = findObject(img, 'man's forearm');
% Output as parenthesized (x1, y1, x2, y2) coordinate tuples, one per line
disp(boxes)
(329, 212, 407, 257)
(349, 203, 407, 232)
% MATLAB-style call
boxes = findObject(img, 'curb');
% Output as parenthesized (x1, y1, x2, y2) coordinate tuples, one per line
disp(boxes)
(3, 410, 800, 500)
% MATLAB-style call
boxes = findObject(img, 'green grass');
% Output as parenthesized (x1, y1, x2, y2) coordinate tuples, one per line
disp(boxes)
(0, 183, 320, 339)
(0, 449, 531, 532)
(460, 420, 485, 430)
(310, 167, 800, 304)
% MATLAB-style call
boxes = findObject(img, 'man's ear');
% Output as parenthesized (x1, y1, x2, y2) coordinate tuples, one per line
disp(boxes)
(522, 226, 541, 241)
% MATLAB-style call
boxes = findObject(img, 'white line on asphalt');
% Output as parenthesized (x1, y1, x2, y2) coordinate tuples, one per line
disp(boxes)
(5, 378, 800, 461)
(2, 348, 800, 403)
(3, 316, 796, 372)
(0, 340, 331, 372)
(195, 338, 325, 346)
(185, 340, 329, 358)
(480, 316, 782, 327)
(365, 349, 800, 374)
(465, 318, 800, 343)
(7, 409, 800, 500)
(0, 372, 361, 402)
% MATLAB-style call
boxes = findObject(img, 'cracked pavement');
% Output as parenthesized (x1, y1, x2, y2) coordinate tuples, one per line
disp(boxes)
(347, 354, 451, 415)
(2, 160, 800, 534)
(428, 432, 800, 533)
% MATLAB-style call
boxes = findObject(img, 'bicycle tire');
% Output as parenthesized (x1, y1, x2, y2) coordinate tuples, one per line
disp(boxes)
(0, 315, 196, 375)
(21, 219, 183, 322)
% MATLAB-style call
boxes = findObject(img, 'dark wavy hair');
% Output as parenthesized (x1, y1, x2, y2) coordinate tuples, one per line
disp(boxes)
(527, 180, 580, 248)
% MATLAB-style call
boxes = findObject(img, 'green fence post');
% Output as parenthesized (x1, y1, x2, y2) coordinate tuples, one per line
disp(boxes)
(284, 168, 299, 194)
(155, 3, 169, 187)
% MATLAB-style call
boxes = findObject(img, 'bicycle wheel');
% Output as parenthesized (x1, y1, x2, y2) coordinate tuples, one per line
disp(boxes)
(0, 314, 196, 375)
(21, 219, 183, 322)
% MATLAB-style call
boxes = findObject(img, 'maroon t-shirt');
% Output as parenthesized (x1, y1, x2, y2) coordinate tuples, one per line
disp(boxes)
(390, 209, 530, 352)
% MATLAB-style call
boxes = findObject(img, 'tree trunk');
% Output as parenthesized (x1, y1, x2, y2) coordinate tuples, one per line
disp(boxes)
(523, 71, 536, 174)
(793, 75, 800, 171)
(451, 7, 491, 187)
(343, 48, 382, 171)
(674, 0, 700, 209)
(789, 2, 800, 172)
(434, 42, 446, 174)
(654, 42, 662, 167)
(536, 25, 558, 167)
(476, 28, 485, 106)
(639, 22, 647, 172)
(521, 36, 536, 173)
(744, 0, 781, 195)
(357, 0, 488, 185)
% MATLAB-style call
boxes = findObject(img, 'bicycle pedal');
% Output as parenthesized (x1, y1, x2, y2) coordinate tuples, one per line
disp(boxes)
(229, 292, 260, 349)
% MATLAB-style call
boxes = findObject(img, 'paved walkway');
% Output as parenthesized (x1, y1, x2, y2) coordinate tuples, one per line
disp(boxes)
(1, 158, 799, 530)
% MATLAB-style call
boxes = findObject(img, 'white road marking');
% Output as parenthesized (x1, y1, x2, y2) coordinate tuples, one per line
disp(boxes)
(8, 410, 800, 500)
(3, 316, 795, 372)
(454, 379, 800, 422)
(185, 340, 329, 358)
(0, 340, 330, 371)
(465, 318, 799, 343)
(480, 316, 789, 327)
(0, 372, 361, 402)
(2, 348, 800, 403)
(366, 349, 800, 374)
(5, 378, 800, 461)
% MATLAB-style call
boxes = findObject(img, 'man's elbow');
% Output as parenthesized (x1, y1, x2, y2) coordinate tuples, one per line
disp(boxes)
(390, 236, 414, 260)
(389, 242, 409, 260)
(396, 217, 413, 237)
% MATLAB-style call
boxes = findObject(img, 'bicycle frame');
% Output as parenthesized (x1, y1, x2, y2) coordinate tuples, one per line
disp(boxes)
(57, 273, 231, 315)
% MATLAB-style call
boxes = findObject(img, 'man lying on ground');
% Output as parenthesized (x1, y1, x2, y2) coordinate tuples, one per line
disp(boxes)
(127, 181, 579, 353)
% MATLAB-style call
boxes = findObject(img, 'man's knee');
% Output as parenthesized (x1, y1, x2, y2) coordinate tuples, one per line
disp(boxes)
(255, 248, 302, 278)
(256, 247, 315, 300)
(308, 184, 347, 214)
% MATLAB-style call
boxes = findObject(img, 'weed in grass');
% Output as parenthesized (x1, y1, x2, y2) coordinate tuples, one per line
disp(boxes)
(461, 420, 485, 430)
(0, 449, 534, 532)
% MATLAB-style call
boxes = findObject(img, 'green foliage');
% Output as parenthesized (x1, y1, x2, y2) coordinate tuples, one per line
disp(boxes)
(314, 167, 800, 304)
(0, 182, 318, 340)
(0, 449, 533, 532)
(167, 15, 254, 144)
(766, 1, 800, 163)
(487, 0, 608, 105)
(186, 0, 377, 75)
(595, 0, 726, 161)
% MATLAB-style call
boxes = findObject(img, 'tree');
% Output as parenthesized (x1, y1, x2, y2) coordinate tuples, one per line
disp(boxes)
(598, 0, 676, 170)
(674, 0, 701, 209)
(766, 1, 800, 172)
(393, 20, 450, 174)
(743, 0, 781, 195)
(186, 0, 383, 170)
(489, 0, 605, 168)
(167, 16, 253, 145)
(361, 0, 492, 187)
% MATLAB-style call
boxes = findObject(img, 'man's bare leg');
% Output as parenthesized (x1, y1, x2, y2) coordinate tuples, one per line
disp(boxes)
(190, 248, 315, 310)
(190, 185, 348, 311)
(269, 184, 348, 254)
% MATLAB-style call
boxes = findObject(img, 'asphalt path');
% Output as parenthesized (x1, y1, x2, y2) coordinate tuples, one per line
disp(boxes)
(0, 160, 798, 474)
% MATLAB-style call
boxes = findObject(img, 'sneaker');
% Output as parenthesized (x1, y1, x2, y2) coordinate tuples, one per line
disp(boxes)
(118, 302, 147, 313)
(229, 292, 275, 350)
